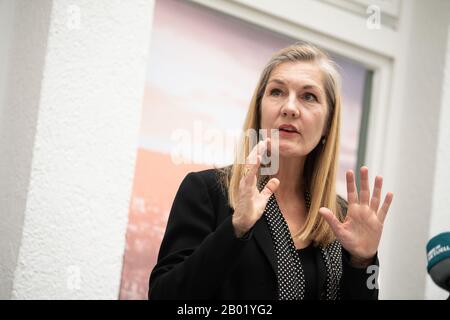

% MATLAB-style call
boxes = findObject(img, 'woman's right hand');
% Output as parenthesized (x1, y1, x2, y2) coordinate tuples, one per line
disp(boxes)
(232, 138, 280, 238)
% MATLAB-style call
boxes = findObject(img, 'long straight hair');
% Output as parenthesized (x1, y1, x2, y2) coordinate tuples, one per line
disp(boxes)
(219, 42, 344, 246)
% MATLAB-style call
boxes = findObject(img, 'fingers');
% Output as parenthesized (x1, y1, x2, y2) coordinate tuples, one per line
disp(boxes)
(319, 207, 342, 237)
(260, 178, 280, 199)
(243, 138, 269, 182)
(247, 138, 269, 165)
(359, 166, 370, 206)
(346, 170, 358, 204)
(377, 192, 394, 223)
(244, 155, 260, 182)
(370, 176, 383, 212)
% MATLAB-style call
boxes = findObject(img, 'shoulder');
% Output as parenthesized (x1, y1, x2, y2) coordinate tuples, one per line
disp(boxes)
(178, 167, 232, 216)
(182, 166, 230, 197)
(189, 167, 221, 182)
(185, 167, 223, 187)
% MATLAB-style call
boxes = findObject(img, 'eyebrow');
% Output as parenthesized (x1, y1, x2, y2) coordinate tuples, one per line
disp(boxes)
(268, 78, 323, 93)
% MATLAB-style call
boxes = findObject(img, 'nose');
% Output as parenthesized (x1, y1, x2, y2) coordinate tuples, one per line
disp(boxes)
(280, 95, 300, 118)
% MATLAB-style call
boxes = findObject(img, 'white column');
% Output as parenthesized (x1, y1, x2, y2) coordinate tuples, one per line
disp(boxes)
(0, 0, 154, 299)
(425, 23, 450, 300)
(379, 0, 450, 299)
(0, 0, 54, 299)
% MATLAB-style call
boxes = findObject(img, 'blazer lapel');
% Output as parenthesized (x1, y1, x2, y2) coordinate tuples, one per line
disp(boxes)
(253, 217, 277, 275)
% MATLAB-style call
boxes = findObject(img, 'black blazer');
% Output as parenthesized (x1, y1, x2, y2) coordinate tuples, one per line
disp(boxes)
(149, 169, 379, 300)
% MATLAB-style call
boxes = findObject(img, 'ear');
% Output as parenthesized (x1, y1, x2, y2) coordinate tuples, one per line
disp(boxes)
(321, 121, 328, 138)
(322, 109, 332, 136)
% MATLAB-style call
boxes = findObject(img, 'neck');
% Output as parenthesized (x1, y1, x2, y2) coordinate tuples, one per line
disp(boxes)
(272, 155, 306, 198)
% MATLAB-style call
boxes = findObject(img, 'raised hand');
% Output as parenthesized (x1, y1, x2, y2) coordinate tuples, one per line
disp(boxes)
(319, 166, 394, 263)
(232, 138, 280, 238)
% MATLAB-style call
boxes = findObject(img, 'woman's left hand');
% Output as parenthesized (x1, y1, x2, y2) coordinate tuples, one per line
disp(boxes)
(319, 166, 394, 263)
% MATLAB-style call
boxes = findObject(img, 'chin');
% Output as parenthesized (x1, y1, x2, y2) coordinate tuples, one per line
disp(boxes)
(277, 144, 304, 158)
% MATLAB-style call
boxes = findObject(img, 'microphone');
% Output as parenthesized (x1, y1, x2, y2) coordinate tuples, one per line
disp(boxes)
(426, 232, 450, 297)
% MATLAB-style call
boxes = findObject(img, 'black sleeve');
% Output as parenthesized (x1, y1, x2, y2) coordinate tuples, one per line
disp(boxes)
(148, 172, 252, 299)
(340, 249, 379, 300)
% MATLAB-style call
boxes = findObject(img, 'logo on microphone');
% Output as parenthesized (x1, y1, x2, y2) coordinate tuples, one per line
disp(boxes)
(427, 244, 450, 262)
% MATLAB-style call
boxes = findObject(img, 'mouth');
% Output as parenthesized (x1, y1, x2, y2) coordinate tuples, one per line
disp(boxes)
(278, 124, 300, 135)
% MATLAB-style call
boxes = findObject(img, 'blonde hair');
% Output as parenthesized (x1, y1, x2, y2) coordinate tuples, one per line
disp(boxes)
(218, 41, 344, 246)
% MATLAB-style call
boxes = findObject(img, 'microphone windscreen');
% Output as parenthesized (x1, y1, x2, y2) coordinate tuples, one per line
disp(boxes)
(427, 232, 450, 291)
(429, 259, 450, 291)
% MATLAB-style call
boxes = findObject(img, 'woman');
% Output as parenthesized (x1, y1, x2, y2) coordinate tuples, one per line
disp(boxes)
(148, 42, 393, 300)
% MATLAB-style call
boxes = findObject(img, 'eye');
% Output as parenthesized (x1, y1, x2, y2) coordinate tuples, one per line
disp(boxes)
(303, 92, 318, 102)
(269, 88, 283, 97)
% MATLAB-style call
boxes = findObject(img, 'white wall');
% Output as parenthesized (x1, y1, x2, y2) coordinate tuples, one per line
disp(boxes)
(0, 0, 17, 125)
(0, 0, 54, 299)
(425, 23, 450, 300)
(380, 0, 450, 299)
(0, 0, 154, 299)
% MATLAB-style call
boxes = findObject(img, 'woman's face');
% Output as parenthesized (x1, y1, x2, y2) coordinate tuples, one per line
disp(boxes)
(260, 61, 329, 158)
